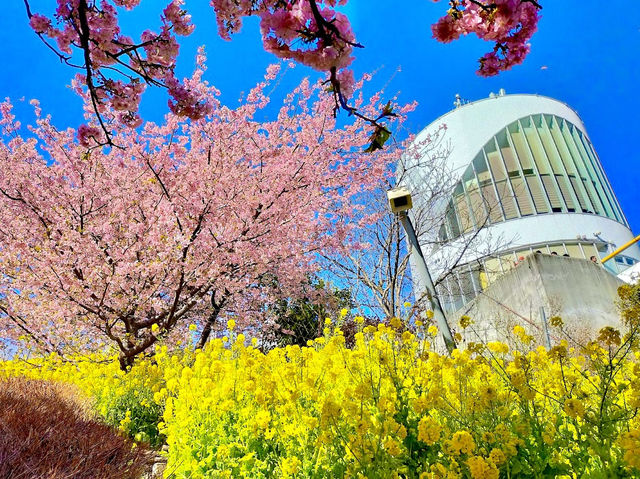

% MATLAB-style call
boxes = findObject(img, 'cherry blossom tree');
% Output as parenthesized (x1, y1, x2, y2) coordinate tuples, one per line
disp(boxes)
(0, 59, 412, 368)
(23, 0, 541, 145)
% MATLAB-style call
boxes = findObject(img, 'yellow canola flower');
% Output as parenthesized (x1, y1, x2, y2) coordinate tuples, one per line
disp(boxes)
(280, 457, 301, 476)
(488, 448, 506, 465)
(384, 438, 403, 456)
(487, 341, 509, 354)
(450, 431, 475, 455)
(620, 429, 640, 468)
(563, 398, 585, 418)
(418, 416, 442, 445)
(466, 456, 499, 479)
(389, 317, 402, 329)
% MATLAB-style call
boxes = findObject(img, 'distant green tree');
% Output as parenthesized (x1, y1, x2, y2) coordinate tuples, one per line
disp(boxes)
(268, 278, 353, 347)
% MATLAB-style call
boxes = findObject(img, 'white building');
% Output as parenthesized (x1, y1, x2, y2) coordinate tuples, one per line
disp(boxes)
(402, 92, 640, 313)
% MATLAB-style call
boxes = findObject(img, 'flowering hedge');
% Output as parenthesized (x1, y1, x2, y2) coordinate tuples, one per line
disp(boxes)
(2, 284, 640, 478)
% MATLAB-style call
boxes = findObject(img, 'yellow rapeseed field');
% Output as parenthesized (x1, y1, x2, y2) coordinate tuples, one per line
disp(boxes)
(2, 284, 640, 478)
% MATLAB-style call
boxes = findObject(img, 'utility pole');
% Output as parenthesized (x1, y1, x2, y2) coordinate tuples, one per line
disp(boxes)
(539, 306, 552, 349)
(387, 187, 456, 353)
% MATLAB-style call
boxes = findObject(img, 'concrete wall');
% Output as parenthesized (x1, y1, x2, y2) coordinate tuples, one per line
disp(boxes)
(454, 253, 625, 344)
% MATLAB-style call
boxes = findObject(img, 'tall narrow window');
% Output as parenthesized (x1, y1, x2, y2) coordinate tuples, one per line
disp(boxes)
(581, 136, 625, 224)
(526, 175, 549, 213)
(536, 115, 564, 175)
(485, 140, 507, 181)
(497, 130, 519, 175)
(556, 175, 576, 212)
(496, 181, 518, 219)
(541, 175, 563, 212)
(481, 183, 503, 223)
(473, 153, 491, 185)
(509, 123, 534, 173)
(522, 117, 550, 175)
(569, 176, 589, 212)
(445, 200, 461, 239)
(570, 125, 615, 219)
(511, 177, 534, 216)
(560, 119, 602, 215)
(454, 183, 473, 233)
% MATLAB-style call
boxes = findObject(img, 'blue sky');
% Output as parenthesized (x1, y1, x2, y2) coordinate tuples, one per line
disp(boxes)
(1, 1, 639, 232)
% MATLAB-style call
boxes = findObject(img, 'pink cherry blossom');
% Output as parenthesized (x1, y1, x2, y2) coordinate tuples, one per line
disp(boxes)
(431, 0, 541, 76)
(29, 14, 51, 34)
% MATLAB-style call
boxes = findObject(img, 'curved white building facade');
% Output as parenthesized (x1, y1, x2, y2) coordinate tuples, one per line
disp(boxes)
(402, 93, 639, 312)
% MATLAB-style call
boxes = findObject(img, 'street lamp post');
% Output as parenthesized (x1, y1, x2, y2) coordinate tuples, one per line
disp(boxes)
(387, 187, 456, 353)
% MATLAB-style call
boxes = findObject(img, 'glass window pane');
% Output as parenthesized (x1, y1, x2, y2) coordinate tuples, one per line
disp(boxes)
(583, 244, 600, 262)
(508, 122, 534, 171)
(511, 177, 534, 216)
(522, 117, 551, 174)
(446, 201, 460, 238)
(481, 184, 504, 223)
(570, 176, 589, 212)
(485, 141, 507, 181)
(535, 114, 564, 174)
(541, 175, 563, 212)
(459, 270, 476, 302)
(526, 175, 549, 213)
(570, 126, 615, 219)
(564, 244, 584, 259)
(496, 181, 518, 219)
(549, 115, 577, 175)
(556, 175, 576, 212)
(462, 167, 477, 191)
(497, 130, 519, 174)
(582, 179, 604, 215)
(468, 187, 487, 228)
(548, 244, 566, 256)
(438, 223, 448, 242)
(473, 152, 491, 185)
(560, 119, 600, 214)
(581, 137, 624, 223)
(484, 257, 503, 283)
(454, 192, 473, 233)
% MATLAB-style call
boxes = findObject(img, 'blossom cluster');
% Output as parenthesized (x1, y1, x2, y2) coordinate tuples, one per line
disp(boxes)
(29, 0, 197, 130)
(3, 310, 640, 478)
(432, 0, 541, 76)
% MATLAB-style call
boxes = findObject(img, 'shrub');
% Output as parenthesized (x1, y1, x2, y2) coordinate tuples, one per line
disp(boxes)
(0, 377, 151, 479)
(0, 351, 175, 448)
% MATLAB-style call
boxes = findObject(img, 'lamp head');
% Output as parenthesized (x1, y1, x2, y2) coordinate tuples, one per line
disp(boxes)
(387, 186, 413, 214)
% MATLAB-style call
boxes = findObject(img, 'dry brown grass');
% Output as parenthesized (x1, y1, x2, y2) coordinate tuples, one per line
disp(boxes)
(0, 377, 152, 479)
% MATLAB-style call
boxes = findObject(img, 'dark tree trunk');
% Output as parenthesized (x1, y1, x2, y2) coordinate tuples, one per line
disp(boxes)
(195, 292, 227, 350)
